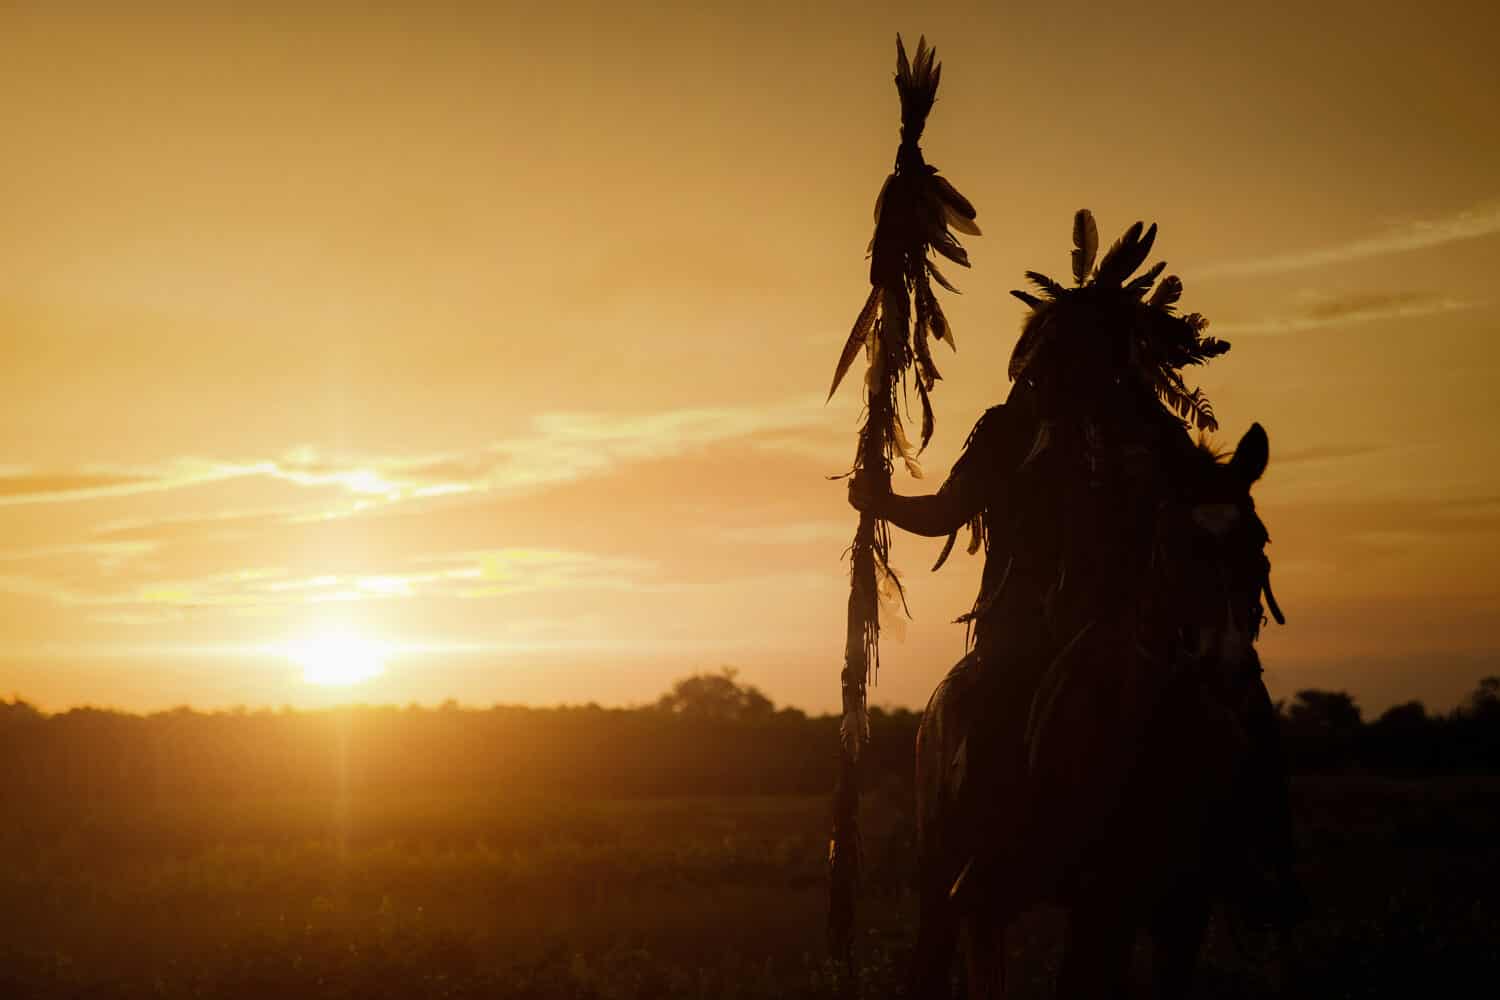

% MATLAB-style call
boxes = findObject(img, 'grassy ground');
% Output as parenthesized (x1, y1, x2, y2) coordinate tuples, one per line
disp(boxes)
(1, 777, 1496, 998)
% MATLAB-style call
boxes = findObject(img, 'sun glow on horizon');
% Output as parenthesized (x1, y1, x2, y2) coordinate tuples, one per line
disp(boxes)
(286, 628, 389, 687)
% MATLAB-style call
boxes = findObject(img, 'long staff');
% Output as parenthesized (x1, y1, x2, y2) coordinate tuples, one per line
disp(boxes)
(826, 34, 979, 969)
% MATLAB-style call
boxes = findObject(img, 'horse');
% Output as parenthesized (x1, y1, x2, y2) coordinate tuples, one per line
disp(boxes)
(905, 422, 1283, 998)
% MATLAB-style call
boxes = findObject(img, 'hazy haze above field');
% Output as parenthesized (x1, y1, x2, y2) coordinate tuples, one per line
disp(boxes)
(2, 2, 1497, 713)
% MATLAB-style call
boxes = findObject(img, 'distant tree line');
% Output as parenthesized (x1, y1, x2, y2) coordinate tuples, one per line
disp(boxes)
(1276, 676, 1500, 775)
(2, 670, 1497, 818)
(0, 669, 918, 815)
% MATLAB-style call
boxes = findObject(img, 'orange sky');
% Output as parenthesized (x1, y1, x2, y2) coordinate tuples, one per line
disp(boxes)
(2, 2, 1497, 715)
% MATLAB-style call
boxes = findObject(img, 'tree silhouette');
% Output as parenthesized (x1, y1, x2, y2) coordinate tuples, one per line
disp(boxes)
(1365, 701, 1439, 772)
(1453, 675, 1500, 770)
(1460, 676, 1500, 723)
(1282, 689, 1364, 771)
(654, 668, 774, 723)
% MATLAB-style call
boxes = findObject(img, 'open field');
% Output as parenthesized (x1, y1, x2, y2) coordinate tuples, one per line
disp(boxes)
(3, 773, 1497, 998)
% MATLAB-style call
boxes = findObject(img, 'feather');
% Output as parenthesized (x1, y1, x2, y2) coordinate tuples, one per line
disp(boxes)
(1024, 270, 1066, 299)
(912, 274, 930, 352)
(1124, 260, 1166, 298)
(877, 571, 909, 642)
(880, 552, 911, 618)
(915, 375, 935, 452)
(1156, 369, 1219, 432)
(1019, 420, 1053, 468)
(932, 174, 977, 222)
(927, 293, 953, 349)
(913, 37, 932, 85)
(1148, 274, 1183, 309)
(930, 231, 971, 268)
(1095, 221, 1156, 287)
(1008, 317, 1054, 380)
(1263, 575, 1286, 626)
(942, 201, 982, 236)
(1190, 391, 1218, 432)
(918, 195, 953, 247)
(828, 287, 880, 401)
(1133, 222, 1158, 271)
(1071, 209, 1098, 285)
(914, 295, 946, 377)
(840, 704, 870, 758)
(927, 259, 960, 294)
(891, 414, 923, 478)
(931, 530, 958, 571)
(1010, 289, 1044, 309)
(1196, 336, 1231, 359)
(895, 35, 939, 139)
(872, 173, 892, 224)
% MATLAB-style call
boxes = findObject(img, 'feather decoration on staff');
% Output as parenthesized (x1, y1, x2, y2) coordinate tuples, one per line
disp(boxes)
(825, 33, 979, 969)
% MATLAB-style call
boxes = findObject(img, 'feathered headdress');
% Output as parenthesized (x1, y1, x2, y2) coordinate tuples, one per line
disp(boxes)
(1007, 210, 1230, 431)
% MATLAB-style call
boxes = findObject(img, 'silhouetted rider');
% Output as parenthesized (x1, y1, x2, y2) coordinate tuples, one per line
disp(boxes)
(849, 212, 1302, 925)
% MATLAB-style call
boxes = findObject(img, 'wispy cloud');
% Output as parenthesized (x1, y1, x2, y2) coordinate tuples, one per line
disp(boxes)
(0, 462, 245, 506)
(0, 539, 158, 564)
(416, 548, 658, 599)
(0, 401, 832, 513)
(0, 545, 658, 621)
(0, 457, 408, 508)
(717, 519, 853, 545)
(0, 472, 154, 498)
(91, 506, 303, 544)
(1212, 292, 1477, 337)
(1199, 200, 1500, 278)
(1276, 444, 1386, 467)
(0, 400, 850, 658)
(475, 402, 834, 495)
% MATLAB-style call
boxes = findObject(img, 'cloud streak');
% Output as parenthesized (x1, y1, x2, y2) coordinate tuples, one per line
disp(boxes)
(1199, 200, 1500, 277)
(0, 400, 834, 513)
(1275, 444, 1386, 466)
(0, 546, 657, 621)
(0, 472, 154, 498)
(1212, 292, 1477, 337)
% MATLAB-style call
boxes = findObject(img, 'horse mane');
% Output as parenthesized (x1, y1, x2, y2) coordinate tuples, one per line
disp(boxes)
(1192, 433, 1229, 464)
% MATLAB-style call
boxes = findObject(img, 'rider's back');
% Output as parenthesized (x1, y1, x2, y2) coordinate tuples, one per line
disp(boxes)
(954, 378, 1197, 668)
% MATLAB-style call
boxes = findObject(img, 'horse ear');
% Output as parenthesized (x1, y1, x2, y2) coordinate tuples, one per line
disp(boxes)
(1230, 422, 1269, 485)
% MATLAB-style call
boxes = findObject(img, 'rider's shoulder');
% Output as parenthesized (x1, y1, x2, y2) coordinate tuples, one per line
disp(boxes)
(965, 404, 1011, 439)
(961, 391, 1038, 457)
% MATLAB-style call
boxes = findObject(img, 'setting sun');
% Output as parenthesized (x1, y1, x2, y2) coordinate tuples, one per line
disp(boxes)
(287, 629, 389, 687)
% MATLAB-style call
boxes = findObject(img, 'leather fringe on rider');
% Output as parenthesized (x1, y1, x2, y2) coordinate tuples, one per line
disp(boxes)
(848, 210, 1307, 931)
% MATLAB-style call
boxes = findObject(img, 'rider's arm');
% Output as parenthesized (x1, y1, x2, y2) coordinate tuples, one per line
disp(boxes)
(846, 402, 1028, 537)
(849, 479, 976, 537)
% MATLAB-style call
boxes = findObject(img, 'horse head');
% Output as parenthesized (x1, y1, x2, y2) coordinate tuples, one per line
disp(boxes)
(1159, 421, 1282, 686)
